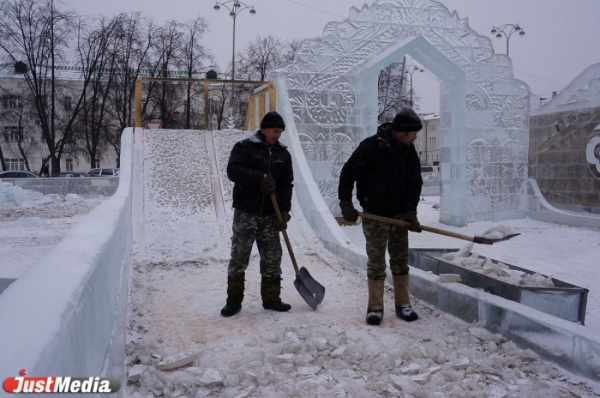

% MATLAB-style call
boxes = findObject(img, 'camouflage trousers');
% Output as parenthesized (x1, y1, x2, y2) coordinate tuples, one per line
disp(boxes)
(362, 214, 410, 280)
(227, 209, 283, 278)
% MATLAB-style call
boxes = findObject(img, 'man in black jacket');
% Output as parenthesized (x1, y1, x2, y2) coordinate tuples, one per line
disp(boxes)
(338, 108, 423, 325)
(221, 111, 294, 317)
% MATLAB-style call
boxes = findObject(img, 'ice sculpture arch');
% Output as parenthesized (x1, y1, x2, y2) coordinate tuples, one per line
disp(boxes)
(268, 0, 530, 226)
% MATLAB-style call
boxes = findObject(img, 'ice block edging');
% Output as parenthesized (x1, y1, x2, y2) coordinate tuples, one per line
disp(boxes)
(408, 266, 600, 382)
(409, 248, 588, 325)
(0, 128, 134, 394)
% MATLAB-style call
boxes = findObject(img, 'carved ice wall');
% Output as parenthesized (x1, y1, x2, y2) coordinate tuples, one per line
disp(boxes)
(269, 0, 530, 226)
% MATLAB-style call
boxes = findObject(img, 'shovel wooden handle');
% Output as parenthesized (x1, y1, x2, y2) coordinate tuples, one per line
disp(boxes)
(270, 193, 302, 277)
(358, 212, 482, 244)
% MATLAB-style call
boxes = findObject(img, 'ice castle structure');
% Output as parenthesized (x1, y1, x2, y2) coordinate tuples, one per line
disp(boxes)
(269, 0, 530, 226)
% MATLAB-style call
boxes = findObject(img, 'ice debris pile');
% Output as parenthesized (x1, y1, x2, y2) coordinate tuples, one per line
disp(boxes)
(0, 181, 45, 207)
(124, 323, 585, 397)
(440, 243, 555, 287)
(0, 181, 84, 209)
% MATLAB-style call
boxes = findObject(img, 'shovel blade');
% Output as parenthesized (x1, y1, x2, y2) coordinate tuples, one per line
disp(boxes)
(294, 267, 325, 310)
(300, 267, 325, 299)
(473, 233, 521, 245)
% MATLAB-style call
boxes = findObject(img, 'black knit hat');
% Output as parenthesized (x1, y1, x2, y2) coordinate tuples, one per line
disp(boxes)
(391, 108, 422, 132)
(260, 111, 285, 130)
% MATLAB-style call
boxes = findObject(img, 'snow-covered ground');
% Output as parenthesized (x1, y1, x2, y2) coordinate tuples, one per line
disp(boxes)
(1, 129, 600, 397)
(0, 193, 107, 280)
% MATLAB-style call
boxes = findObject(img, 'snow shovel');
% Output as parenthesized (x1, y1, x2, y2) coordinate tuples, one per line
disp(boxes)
(336, 212, 520, 245)
(269, 193, 325, 309)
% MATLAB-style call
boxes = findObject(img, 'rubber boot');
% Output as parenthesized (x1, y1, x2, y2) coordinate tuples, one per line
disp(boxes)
(393, 274, 418, 322)
(261, 276, 291, 312)
(366, 278, 385, 325)
(220, 275, 245, 317)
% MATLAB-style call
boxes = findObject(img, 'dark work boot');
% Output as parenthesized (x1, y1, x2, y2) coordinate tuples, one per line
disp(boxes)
(221, 275, 245, 317)
(366, 309, 384, 325)
(261, 276, 291, 312)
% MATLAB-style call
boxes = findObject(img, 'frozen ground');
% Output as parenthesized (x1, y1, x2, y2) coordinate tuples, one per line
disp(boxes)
(1, 129, 599, 397)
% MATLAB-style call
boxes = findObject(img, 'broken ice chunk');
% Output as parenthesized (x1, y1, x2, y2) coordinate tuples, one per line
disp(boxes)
(157, 348, 203, 370)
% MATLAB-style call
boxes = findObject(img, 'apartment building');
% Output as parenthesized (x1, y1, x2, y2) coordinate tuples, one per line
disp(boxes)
(0, 68, 119, 176)
(415, 113, 440, 167)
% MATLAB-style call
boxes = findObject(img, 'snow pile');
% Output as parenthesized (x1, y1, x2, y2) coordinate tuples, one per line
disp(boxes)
(480, 224, 520, 239)
(19, 217, 48, 228)
(441, 243, 555, 287)
(0, 194, 108, 279)
(0, 193, 104, 221)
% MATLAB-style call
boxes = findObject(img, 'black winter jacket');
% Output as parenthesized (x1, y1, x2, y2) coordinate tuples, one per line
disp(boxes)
(338, 123, 422, 217)
(227, 131, 294, 215)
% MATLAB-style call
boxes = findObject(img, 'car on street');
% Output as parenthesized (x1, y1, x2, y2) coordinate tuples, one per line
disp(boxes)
(85, 168, 119, 177)
(420, 165, 440, 174)
(51, 172, 85, 178)
(0, 170, 40, 178)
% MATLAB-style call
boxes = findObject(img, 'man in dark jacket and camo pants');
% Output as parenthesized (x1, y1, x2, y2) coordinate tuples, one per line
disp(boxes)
(338, 107, 423, 326)
(221, 111, 294, 317)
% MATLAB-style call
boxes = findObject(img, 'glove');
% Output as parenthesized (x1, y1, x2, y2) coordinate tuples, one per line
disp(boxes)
(274, 212, 291, 231)
(260, 173, 276, 195)
(339, 200, 359, 222)
(404, 211, 421, 233)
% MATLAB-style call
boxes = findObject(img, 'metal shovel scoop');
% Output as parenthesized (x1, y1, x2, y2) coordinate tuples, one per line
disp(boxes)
(270, 193, 325, 309)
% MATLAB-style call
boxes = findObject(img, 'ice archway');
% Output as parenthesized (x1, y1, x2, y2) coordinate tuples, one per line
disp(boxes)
(268, 0, 530, 226)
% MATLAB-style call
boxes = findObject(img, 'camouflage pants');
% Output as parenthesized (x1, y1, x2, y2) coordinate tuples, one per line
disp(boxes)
(227, 209, 283, 278)
(362, 214, 410, 280)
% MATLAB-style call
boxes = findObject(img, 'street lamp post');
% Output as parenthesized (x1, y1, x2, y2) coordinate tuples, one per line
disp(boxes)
(213, 1, 256, 128)
(405, 64, 423, 108)
(490, 23, 525, 57)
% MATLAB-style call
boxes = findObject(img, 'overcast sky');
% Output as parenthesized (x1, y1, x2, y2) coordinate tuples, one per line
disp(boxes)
(60, 0, 600, 115)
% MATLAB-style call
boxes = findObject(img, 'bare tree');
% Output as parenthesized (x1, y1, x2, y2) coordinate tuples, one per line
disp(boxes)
(143, 20, 185, 129)
(75, 15, 123, 168)
(0, 0, 80, 174)
(378, 61, 411, 123)
(104, 13, 158, 155)
(178, 17, 214, 129)
(234, 35, 297, 127)
(237, 35, 288, 81)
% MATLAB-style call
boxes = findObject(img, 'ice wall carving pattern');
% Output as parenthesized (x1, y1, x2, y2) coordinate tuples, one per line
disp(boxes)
(587, 125, 600, 179)
(269, 0, 530, 224)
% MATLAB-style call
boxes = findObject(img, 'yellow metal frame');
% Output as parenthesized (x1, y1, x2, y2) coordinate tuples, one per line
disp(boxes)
(133, 77, 276, 129)
(244, 84, 277, 131)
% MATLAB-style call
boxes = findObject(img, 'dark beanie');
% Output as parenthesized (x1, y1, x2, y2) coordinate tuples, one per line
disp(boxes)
(391, 108, 422, 132)
(260, 111, 285, 130)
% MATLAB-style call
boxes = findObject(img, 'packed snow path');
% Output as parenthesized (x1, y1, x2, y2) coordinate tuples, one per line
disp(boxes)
(126, 129, 600, 397)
